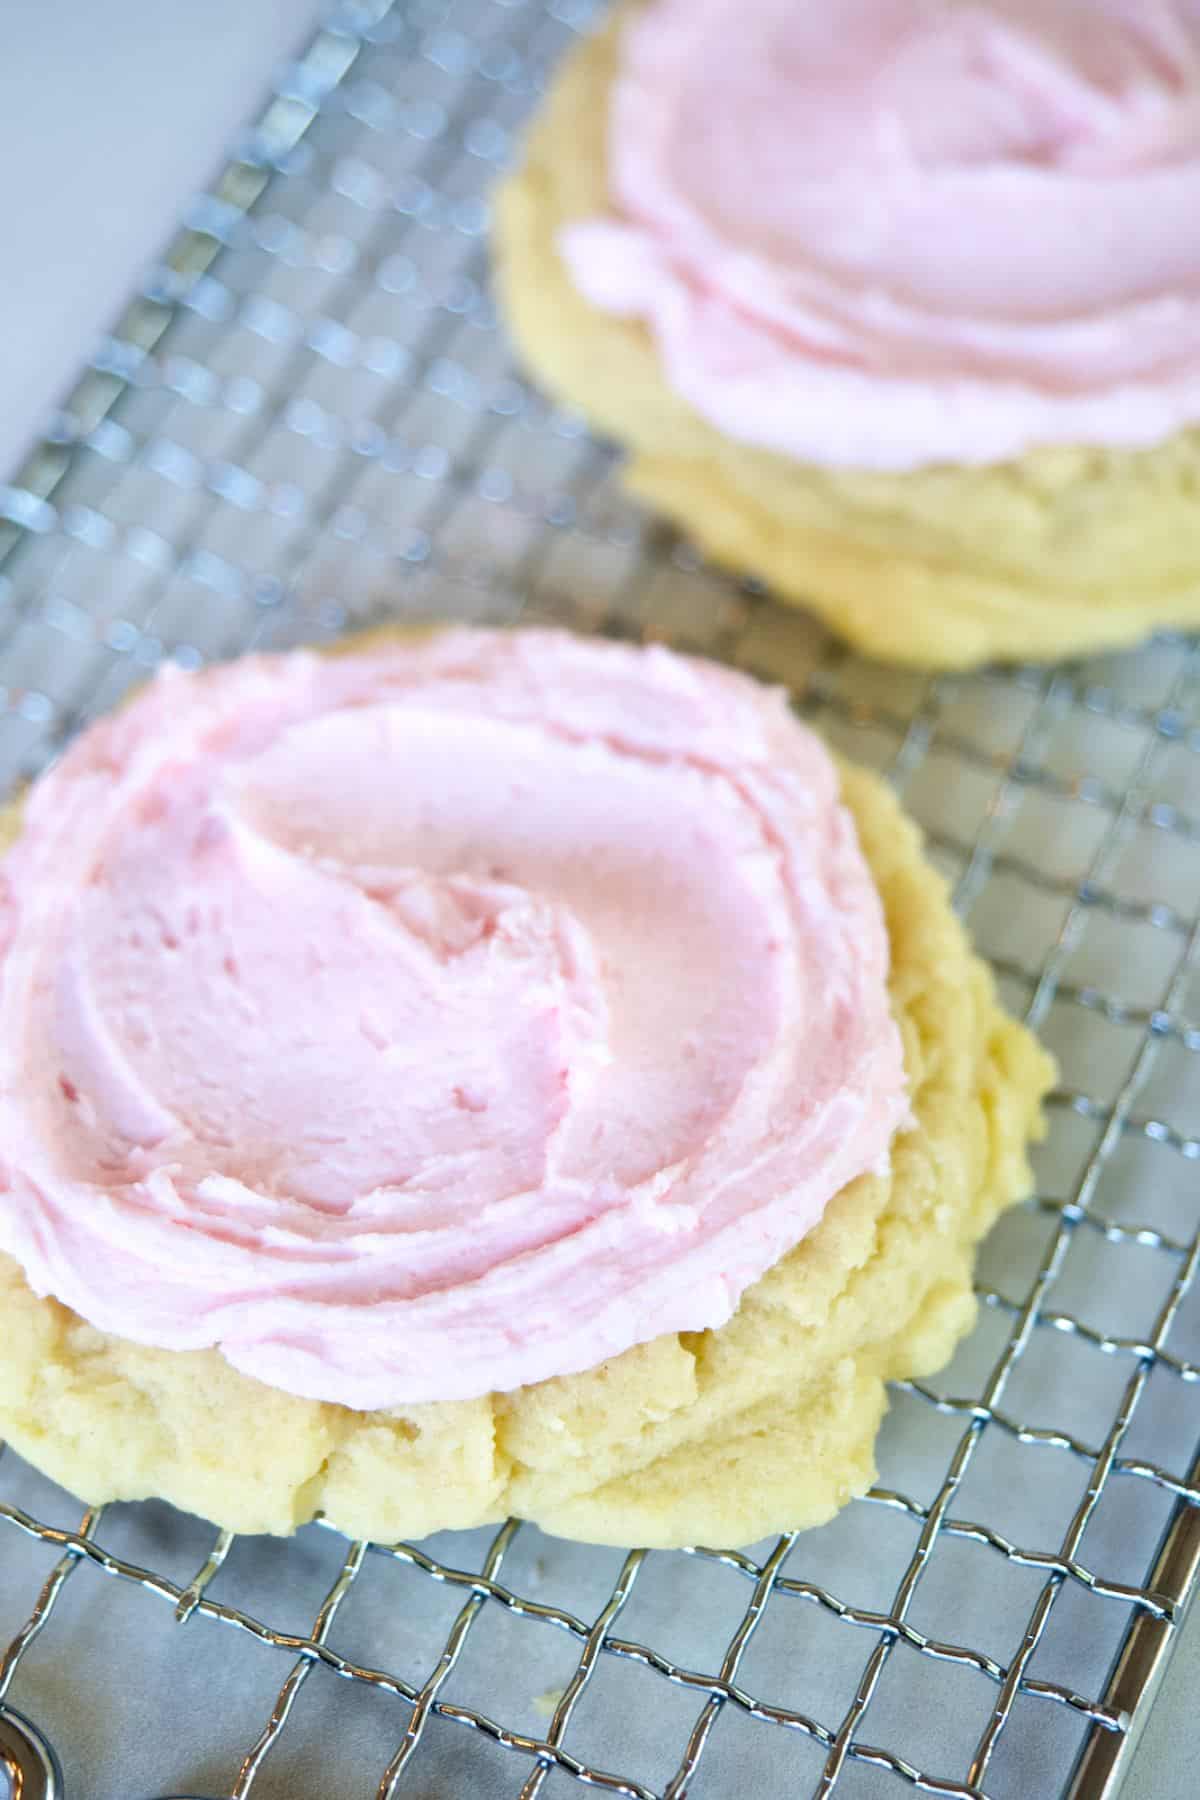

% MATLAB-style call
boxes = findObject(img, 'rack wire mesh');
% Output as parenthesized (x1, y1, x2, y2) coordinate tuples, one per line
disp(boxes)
(2, 2, 1200, 1795)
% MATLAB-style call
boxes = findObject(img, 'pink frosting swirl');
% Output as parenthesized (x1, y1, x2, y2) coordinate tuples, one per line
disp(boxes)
(561, 0, 1200, 470)
(0, 631, 906, 1407)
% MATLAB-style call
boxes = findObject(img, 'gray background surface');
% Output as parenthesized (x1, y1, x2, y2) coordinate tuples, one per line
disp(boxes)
(0, 0, 322, 482)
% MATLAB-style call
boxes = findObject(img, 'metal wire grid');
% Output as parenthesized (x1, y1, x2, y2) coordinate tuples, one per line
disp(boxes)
(1, 2, 1200, 1795)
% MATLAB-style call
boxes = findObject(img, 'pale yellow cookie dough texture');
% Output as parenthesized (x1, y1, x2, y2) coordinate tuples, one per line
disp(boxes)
(492, 2, 1200, 671)
(0, 759, 1053, 1549)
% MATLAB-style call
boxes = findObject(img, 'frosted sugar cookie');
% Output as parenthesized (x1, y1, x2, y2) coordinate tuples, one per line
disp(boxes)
(0, 630, 1052, 1545)
(495, 0, 1200, 669)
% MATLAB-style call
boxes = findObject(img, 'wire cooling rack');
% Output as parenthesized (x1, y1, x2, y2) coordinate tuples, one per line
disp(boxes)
(2, 2, 1200, 1796)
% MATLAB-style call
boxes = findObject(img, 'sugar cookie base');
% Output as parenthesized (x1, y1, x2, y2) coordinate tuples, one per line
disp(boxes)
(0, 744, 1052, 1548)
(492, 3, 1200, 671)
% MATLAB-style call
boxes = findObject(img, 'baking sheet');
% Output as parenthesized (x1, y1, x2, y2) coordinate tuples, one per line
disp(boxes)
(2, 3, 1200, 1795)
